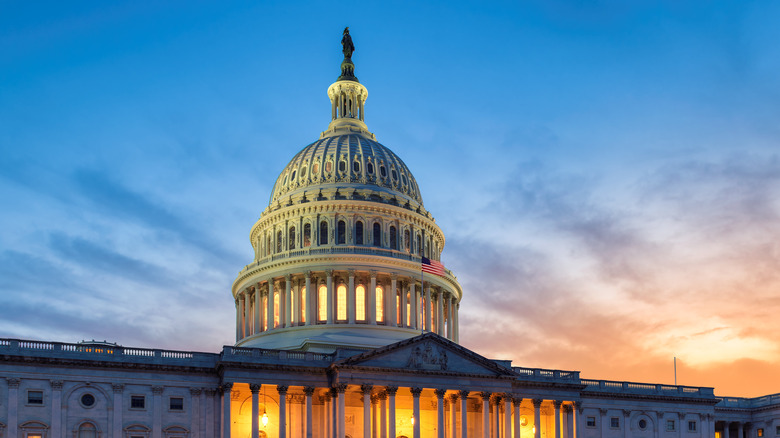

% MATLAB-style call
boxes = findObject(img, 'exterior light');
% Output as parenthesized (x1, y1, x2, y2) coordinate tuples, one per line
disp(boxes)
(410, 415, 415, 425)
(261, 412, 268, 427)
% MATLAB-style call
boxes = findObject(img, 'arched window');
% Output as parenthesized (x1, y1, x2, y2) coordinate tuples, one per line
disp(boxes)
(356, 285, 366, 321)
(78, 423, 97, 438)
(397, 293, 402, 325)
(300, 286, 306, 324)
(373, 223, 381, 247)
(356, 221, 364, 245)
(337, 285, 347, 320)
(266, 235, 271, 257)
(404, 229, 410, 253)
(273, 291, 280, 327)
(303, 223, 311, 247)
(389, 226, 398, 250)
(288, 226, 296, 250)
(318, 285, 327, 322)
(426, 238, 431, 258)
(263, 296, 268, 331)
(376, 286, 384, 323)
(337, 220, 346, 245)
(416, 234, 422, 255)
(276, 230, 282, 253)
(320, 221, 328, 245)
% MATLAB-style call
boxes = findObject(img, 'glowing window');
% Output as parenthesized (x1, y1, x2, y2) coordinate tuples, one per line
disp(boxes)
(337, 220, 346, 244)
(376, 286, 384, 322)
(356, 285, 366, 321)
(303, 223, 311, 247)
(300, 287, 306, 323)
(356, 221, 364, 245)
(337, 285, 347, 320)
(406, 299, 411, 326)
(397, 294, 401, 325)
(289, 226, 296, 250)
(373, 223, 381, 247)
(273, 292, 280, 327)
(313, 162, 320, 174)
(318, 285, 327, 322)
(262, 296, 268, 330)
(319, 221, 328, 245)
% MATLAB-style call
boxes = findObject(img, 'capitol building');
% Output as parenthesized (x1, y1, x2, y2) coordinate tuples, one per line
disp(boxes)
(1, 31, 778, 438)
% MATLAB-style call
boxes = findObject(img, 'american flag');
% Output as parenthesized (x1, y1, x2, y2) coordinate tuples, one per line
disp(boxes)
(421, 257, 446, 277)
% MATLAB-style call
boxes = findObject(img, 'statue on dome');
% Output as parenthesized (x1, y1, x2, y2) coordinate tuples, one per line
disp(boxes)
(342, 27, 355, 59)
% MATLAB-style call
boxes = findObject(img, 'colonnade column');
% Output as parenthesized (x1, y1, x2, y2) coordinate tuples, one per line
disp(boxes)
(267, 280, 275, 330)
(460, 391, 470, 438)
(533, 399, 543, 438)
(283, 275, 291, 327)
(737, 422, 744, 438)
(504, 395, 512, 438)
(326, 270, 334, 324)
(553, 401, 562, 438)
(388, 386, 398, 438)
(574, 402, 582, 438)
(305, 272, 313, 325)
(390, 274, 398, 327)
(295, 278, 303, 324)
(723, 421, 730, 438)
(348, 270, 356, 324)
(410, 283, 418, 329)
(435, 389, 447, 438)
(493, 395, 502, 438)
(436, 290, 444, 334)
(565, 406, 574, 438)
(412, 388, 423, 438)
(304, 387, 315, 438)
(424, 285, 432, 331)
(278, 386, 288, 438)
(400, 282, 408, 327)
(449, 393, 459, 438)
(244, 290, 252, 336)
(481, 393, 491, 438)
(250, 385, 260, 438)
(361, 385, 373, 438)
(369, 271, 377, 324)
(236, 299, 242, 340)
(379, 392, 388, 438)
(513, 398, 522, 438)
(446, 293, 454, 339)
(221, 383, 233, 438)
(254, 284, 262, 333)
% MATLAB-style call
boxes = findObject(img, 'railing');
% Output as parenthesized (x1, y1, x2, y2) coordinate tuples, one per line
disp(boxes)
(513, 367, 580, 382)
(581, 379, 715, 397)
(221, 346, 334, 362)
(716, 393, 780, 408)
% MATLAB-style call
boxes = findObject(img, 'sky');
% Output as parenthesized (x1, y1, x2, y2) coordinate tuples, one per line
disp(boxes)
(1, 1, 779, 398)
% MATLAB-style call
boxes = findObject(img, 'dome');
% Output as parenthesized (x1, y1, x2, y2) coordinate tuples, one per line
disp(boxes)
(269, 134, 424, 208)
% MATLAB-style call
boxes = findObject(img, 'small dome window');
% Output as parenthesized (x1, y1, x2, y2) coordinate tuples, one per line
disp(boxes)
(380, 166, 387, 178)
(401, 174, 407, 185)
(367, 162, 374, 174)
(291, 170, 296, 181)
(353, 161, 360, 173)
(325, 161, 333, 173)
(282, 173, 288, 185)
(339, 160, 346, 172)
(313, 162, 320, 174)
(391, 169, 398, 180)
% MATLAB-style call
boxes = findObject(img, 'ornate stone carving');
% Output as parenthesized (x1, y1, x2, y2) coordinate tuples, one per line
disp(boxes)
(410, 387, 423, 397)
(599, 408, 608, 416)
(112, 383, 124, 393)
(190, 387, 202, 396)
(575, 401, 583, 414)
(449, 393, 460, 403)
(152, 386, 164, 395)
(303, 386, 315, 396)
(623, 409, 631, 417)
(481, 391, 492, 401)
(50, 380, 63, 390)
(405, 341, 448, 370)
(221, 382, 233, 393)
(360, 384, 373, 395)
(204, 388, 218, 397)
(553, 400, 563, 409)
(459, 390, 470, 399)
(385, 385, 398, 396)
(7, 378, 20, 388)
(334, 383, 347, 394)
(513, 397, 523, 406)
(249, 384, 261, 393)
(532, 398, 544, 408)
(434, 388, 447, 399)
(277, 385, 289, 394)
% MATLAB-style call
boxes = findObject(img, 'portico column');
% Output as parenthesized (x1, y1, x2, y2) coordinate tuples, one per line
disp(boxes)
(221, 383, 233, 438)
(336, 384, 347, 438)
(504, 395, 512, 438)
(436, 290, 444, 334)
(379, 392, 388, 438)
(267, 280, 275, 329)
(369, 271, 377, 324)
(513, 398, 522, 438)
(305, 272, 313, 325)
(324, 394, 332, 438)
(390, 274, 398, 326)
(553, 401, 562, 438)
(723, 421, 730, 438)
(361, 385, 373, 438)
(278, 385, 288, 438)
(412, 388, 423, 438)
(481, 393, 491, 438)
(348, 270, 356, 324)
(565, 406, 574, 438)
(574, 402, 583, 438)
(533, 399, 543, 438)
(400, 282, 408, 327)
(326, 270, 334, 324)
(424, 285, 432, 331)
(737, 422, 743, 438)
(250, 385, 260, 438)
(284, 275, 292, 327)
(435, 389, 447, 438)
(460, 391, 470, 438)
(493, 395, 502, 438)
(388, 386, 398, 438)
(303, 387, 315, 438)
(449, 393, 459, 438)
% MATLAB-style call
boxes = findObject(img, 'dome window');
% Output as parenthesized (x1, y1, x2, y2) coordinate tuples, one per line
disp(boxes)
(391, 169, 398, 180)
(373, 223, 382, 247)
(401, 174, 407, 185)
(313, 162, 320, 174)
(303, 223, 311, 247)
(319, 221, 328, 245)
(282, 173, 288, 185)
(337, 220, 346, 244)
(404, 229, 411, 253)
(338, 160, 346, 172)
(291, 170, 296, 181)
(367, 162, 374, 174)
(389, 226, 398, 250)
(353, 161, 360, 173)
(289, 226, 296, 250)
(380, 166, 387, 178)
(356, 221, 364, 245)
(276, 230, 283, 253)
(325, 161, 333, 173)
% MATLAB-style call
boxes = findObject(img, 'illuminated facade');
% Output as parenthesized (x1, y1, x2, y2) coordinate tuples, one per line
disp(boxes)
(1, 32, 778, 438)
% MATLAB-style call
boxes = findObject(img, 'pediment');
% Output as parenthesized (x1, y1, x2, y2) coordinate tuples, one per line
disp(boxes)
(335, 332, 514, 377)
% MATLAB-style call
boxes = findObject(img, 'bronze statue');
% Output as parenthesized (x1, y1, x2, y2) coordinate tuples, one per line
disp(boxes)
(342, 27, 354, 59)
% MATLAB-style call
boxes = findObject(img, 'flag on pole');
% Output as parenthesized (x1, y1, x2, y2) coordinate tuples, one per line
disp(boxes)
(421, 257, 446, 277)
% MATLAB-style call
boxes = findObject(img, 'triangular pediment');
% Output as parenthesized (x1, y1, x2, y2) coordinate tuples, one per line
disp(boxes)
(335, 332, 515, 377)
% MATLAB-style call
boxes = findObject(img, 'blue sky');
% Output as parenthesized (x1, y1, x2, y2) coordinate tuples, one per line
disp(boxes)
(2, 1, 780, 396)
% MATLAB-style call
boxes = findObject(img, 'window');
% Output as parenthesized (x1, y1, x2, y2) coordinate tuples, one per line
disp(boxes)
(80, 393, 96, 408)
(367, 162, 374, 174)
(290, 170, 296, 181)
(586, 417, 596, 427)
(266, 235, 270, 256)
(325, 161, 332, 173)
(416, 234, 422, 255)
(78, 423, 97, 438)
(355, 221, 364, 245)
(338, 160, 346, 172)
(318, 285, 327, 322)
(313, 162, 320, 174)
(353, 161, 360, 173)
(276, 230, 282, 253)
(273, 291, 280, 327)
(688, 421, 696, 432)
(757, 429, 764, 437)
(356, 285, 366, 321)
(170, 397, 184, 411)
(404, 229, 410, 252)
(373, 223, 381, 247)
(337, 220, 346, 244)
(638, 419, 647, 430)
(303, 223, 311, 247)
(666, 420, 675, 431)
(391, 169, 398, 180)
(610, 417, 619, 428)
(776, 426, 780, 435)
(27, 390, 43, 405)
(380, 165, 387, 177)
(376, 286, 384, 323)
(337, 285, 347, 320)
(131, 395, 146, 409)
(319, 221, 328, 245)
(288, 226, 296, 250)
(300, 286, 306, 324)
(389, 226, 397, 250)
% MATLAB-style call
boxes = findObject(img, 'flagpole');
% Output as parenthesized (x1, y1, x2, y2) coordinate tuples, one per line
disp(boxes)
(420, 267, 424, 335)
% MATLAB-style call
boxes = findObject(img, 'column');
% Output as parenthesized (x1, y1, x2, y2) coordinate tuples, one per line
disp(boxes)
(190, 388, 202, 438)
(493, 396, 502, 438)
(281, 275, 289, 327)
(278, 386, 288, 438)
(737, 422, 743, 438)
(336, 384, 347, 438)
(410, 283, 418, 329)
(302, 387, 314, 438)
(254, 284, 262, 333)
(481, 393, 491, 438)
(244, 289, 252, 336)
(400, 282, 408, 327)
(369, 271, 377, 324)
(566, 406, 574, 438)
(449, 394, 459, 438)
(454, 303, 460, 343)
(460, 391, 470, 438)
(723, 421, 730, 438)
(504, 395, 512, 438)
(324, 393, 332, 438)
(153, 386, 163, 438)
(237, 297, 244, 339)
(424, 285, 432, 331)
(348, 270, 356, 324)
(533, 399, 543, 438)
(574, 402, 582, 438)
(326, 270, 334, 324)
(362, 385, 374, 438)
(436, 290, 444, 334)
(599, 409, 607, 437)
(113, 384, 124, 438)
(446, 293, 454, 339)
(267, 280, 275, 329)
(305, 272, 313, 325)
(372, 396, 379, 438)
(249, 385, 260, 438)
(389, 274, 398, 326)
(624, 410, 632, 438)
(435, 389, 447, 438)
(50, 380, 62, 438)
(204, 389, 216, 438)
(7, 378, 19, 437)
(388, 386, 398, 438)
(222, 383, 233, 438)
(553, 401, 562, 438)
(379, 392, 388, 438)
(513, 398, 522, 438)
(412, 388, 423, 438)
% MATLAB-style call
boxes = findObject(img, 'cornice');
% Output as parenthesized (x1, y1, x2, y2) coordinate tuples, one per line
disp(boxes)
(581, 390, 720, 406)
